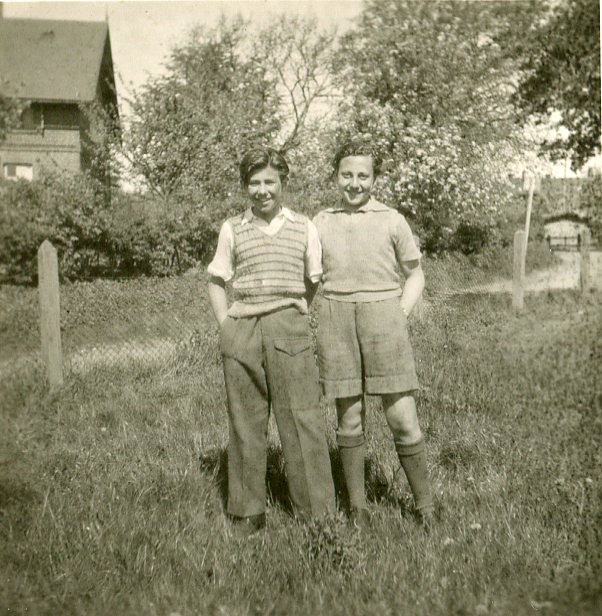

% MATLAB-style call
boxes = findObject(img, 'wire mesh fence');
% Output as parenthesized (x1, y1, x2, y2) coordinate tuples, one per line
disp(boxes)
(0, 240, 600, 388)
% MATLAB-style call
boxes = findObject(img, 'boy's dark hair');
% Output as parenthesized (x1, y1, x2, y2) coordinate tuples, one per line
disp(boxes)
(332, 140, 383, 177)
(239, 147, 290, 186)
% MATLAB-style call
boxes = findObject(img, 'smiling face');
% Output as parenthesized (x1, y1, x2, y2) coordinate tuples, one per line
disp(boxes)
(246, 165, 284, 222)
(336, 155, 375, 209)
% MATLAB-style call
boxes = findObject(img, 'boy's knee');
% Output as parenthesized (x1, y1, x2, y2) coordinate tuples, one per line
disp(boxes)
(336, 411, 363, 437)
(391, 426, 423, 446)
(384, 394, 421, 443)
(336, 395, 363, 435)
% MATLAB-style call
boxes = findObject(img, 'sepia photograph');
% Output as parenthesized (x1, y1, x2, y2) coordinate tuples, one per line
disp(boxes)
(0, 0, 600, 614)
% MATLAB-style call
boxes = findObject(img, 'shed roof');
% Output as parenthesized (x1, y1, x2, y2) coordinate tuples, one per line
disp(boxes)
(544, 213, 590, 225)
(0, 18, 112, 103)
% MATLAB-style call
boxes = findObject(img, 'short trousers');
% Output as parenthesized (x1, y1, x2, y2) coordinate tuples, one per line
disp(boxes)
(317, 297, 419, 398)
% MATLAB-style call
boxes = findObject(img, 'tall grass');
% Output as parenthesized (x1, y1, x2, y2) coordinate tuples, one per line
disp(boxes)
(1, 291, 600, 615)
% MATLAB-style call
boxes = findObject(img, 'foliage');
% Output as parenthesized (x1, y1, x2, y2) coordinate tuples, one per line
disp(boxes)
(579, 174, 602, 236)
(303, 513, 366, 577)
(514, 0, 601, 169)
(0, 173, 107, 284)
(329, 0, 533, 253)
(105, 194, 218, 277)
(254, 15, 336, 153)
(79, 100, 122, 192)
(123, 15, 338, 209)
(0, 83, 28, 141)
(124, 17, 280, 204)
(0, 174, 219, 284)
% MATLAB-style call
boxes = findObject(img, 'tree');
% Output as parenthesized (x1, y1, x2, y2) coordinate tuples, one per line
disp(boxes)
(514, 0, 601, 169)
(254, 15, 336, 153)
(330, 0, 535, 251)
(124, 15, 338, 207)
(0, 82, 28, 141)
(124, 17, 281, 204)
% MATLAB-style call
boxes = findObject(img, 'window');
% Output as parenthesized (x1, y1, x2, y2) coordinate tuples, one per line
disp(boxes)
(3, 163, 33, 181)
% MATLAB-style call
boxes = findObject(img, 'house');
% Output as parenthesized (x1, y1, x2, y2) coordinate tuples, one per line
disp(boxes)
(0, 15, 118, 181)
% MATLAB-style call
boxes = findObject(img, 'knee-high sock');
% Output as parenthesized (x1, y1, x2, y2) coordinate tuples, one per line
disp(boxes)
(395, 438, 433, 513)
(337, 433, 366, 511)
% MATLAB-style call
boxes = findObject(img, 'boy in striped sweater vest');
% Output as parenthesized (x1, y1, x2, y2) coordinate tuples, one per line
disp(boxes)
(207, 148, 335, 534)
(313, 140, 434, 530)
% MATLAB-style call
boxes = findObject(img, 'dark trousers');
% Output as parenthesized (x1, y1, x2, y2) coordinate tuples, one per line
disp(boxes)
(220, 307, 335, 518)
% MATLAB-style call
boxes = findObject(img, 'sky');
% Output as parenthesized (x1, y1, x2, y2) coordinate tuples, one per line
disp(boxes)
(3, 0, 363, 105)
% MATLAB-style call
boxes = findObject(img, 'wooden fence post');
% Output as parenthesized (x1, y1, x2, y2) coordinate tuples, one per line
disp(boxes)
(413, 234, 424, 321)
(38, 240, 63, 388)
(513, 230, 526, 311)
(580, 229, 591, 293)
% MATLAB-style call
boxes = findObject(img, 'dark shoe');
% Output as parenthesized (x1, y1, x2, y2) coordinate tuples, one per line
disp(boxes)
(349, 508, 371, 531)
(416, 508, 434, 532)
(231, 513, 266, 537)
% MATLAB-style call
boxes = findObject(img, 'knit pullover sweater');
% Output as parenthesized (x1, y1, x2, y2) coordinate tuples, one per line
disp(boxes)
(313, 198, 421, 302)
(230, 214, 308, 311)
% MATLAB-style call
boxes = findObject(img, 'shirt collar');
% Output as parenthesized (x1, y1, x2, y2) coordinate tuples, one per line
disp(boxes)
(325, 198, 389, 214)
(241, 206, 296, 225)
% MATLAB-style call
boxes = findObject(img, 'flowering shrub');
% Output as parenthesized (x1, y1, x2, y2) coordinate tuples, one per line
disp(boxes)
(325, 100, 514, 253)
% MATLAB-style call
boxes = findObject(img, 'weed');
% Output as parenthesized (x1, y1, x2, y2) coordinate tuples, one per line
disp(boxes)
(302, 512, 366, 578)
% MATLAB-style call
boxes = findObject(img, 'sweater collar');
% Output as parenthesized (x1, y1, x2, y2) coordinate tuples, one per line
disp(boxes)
(325, 198, 389, 213)
(241, 206, 296, 225)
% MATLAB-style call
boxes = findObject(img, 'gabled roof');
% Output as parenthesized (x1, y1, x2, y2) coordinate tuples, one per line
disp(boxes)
(0, 18, 113, 103)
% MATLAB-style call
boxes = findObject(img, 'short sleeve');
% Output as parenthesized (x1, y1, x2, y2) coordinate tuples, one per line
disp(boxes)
(305, 219, 323, 283)
(207, 221, 235, 282)
(392, 214, 421, 264)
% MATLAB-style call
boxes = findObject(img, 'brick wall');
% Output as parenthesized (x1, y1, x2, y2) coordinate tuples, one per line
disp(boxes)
(0, 127, 82, 178)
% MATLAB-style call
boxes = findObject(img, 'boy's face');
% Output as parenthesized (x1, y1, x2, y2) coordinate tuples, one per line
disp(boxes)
(336, 155, 375, 209)
(246, 165, 284, 222)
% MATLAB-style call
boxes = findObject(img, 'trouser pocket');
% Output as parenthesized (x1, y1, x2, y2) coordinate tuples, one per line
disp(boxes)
(270, 337, 320, 411)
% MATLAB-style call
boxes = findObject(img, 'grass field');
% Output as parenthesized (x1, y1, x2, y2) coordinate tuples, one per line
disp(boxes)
(1, 288, 600, 616)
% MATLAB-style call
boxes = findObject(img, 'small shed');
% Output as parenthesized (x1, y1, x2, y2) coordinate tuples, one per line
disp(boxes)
(543, 213, 591, 252)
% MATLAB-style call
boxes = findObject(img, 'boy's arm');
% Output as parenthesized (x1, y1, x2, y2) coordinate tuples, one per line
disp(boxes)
(399, 260, 425, 316)
(208, 275, 229, 325)
(206, 220, 235, 325)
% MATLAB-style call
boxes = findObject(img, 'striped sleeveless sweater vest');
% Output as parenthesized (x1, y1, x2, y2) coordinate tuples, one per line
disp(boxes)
(230, 214, 308, 305)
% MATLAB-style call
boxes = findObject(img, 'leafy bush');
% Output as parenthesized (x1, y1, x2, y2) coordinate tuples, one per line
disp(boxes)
(0, 173, 107, 284)
(0, 173, 220, 284)
(579, 174, 602, 237)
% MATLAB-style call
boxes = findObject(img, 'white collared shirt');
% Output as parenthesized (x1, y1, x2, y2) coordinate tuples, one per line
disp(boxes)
(208, 206, 323, 283)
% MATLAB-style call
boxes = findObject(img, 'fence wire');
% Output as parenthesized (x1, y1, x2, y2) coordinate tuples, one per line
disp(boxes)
(0, 244, 600, 395)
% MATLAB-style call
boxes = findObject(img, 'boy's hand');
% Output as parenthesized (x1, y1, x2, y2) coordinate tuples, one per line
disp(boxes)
(305, 279, 320, 308)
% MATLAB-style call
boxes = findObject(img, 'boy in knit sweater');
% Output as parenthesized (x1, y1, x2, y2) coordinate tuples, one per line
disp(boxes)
(207, 147, 335, 534)
(313, 140, 434, 529)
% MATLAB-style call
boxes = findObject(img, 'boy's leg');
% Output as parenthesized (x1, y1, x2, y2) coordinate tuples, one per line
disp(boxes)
(263, 309, 335, 518)
(336, 395, 368, 513)
(221, 316, 270, 519)
(382, 392, 434, 517)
